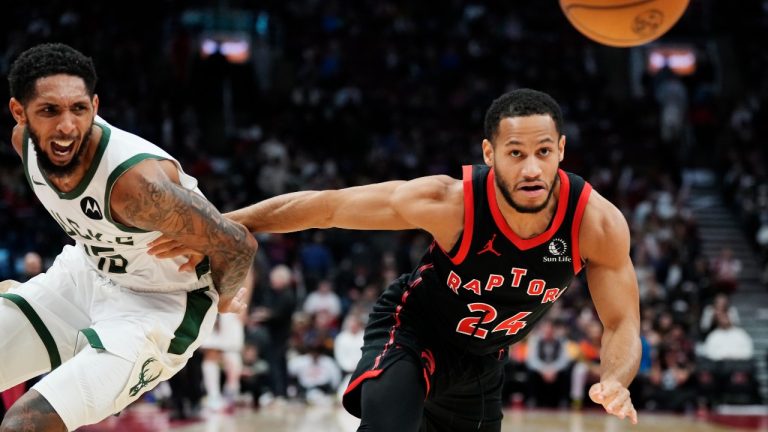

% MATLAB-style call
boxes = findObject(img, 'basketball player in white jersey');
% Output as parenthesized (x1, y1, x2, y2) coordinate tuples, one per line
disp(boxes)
(0, 43, 258, 431)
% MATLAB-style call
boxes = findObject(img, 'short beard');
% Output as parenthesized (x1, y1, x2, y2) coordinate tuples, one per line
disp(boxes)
(497, 172, 559, 214)
(29, 123, 93, 178)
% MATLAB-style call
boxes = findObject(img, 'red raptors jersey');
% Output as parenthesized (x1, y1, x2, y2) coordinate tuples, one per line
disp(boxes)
(401, 165, 592, 355)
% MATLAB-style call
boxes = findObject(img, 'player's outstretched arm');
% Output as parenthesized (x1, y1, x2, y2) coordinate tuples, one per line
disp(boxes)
(149, 175, 464, 269)
(226, 175, 463, 243)
(110, 159, 258, 301)
(580, 191, 641, 424)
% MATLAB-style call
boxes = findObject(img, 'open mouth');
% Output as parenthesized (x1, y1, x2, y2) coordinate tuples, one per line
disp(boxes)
(519, 185, 545, 192)
(50, 139, 75, 157)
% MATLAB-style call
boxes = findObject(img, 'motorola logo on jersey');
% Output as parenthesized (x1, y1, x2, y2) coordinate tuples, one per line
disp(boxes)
(80, 196, 103, 220)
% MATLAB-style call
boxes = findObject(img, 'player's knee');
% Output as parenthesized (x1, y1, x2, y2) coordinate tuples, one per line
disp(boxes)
(0, 391, 67, 432)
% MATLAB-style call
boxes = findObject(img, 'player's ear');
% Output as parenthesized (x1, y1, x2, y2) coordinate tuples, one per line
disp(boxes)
(9, 98, 26, 125)
(92, 94, 99, 115)
(558, 135, 566, 162)
(482, 139, 494, 167)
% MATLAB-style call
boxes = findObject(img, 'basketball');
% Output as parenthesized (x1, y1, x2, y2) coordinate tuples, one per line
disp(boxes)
(560, 0, 690, 47)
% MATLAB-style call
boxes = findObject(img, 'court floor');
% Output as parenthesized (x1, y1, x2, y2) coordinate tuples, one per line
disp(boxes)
(82, 402, 768, 432)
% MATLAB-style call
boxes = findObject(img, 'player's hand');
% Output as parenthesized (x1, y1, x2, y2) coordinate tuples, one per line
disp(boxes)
(218, 287, 248, 314)
(147, 235, 198, 258)
(147, 235, 205, 272)
(589, 380, 638, 424)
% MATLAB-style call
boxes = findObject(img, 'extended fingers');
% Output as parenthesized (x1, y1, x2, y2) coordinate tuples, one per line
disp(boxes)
(602, 386, 637, 424)
(218, 287, 248, 314)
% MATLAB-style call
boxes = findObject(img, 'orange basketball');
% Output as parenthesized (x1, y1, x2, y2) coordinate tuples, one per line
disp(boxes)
(559, 0, 689, 47)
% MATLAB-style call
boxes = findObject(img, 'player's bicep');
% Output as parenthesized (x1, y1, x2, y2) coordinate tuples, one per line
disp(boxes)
(324, 181, 416, 230)
(581, 194, 639, 330)
(110, 160, 247, 254)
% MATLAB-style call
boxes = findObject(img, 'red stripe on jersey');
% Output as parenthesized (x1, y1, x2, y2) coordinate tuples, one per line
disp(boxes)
(343, 369, 383, 396)
(487, 169, 570, 250)
(571, 182, 592, 274)
(438, 165, 475, 265)
(373, 276, 423, 369)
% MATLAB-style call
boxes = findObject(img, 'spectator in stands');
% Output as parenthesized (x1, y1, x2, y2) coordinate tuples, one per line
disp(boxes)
(646, 349, 695, 412)
(250, 265, 296, 403)
(526, 320, 572, 408)
(697, 311, 759, 408)
(570, 320, 602, 409)
(287, 342, 341, 405)
(710, 247, 742, 294)
(299, 232, 334, 290)
(699, 293, 741, 338)
(303, 279, 342, 323)
(22, 252, 42, 280)
(702, 311, 754, 361)
(334, 313, 364, 375)
(239, 343, 269, 408)
(334, 312, 364, 399)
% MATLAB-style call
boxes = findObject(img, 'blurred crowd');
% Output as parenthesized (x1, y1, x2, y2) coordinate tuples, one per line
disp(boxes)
(1, 0, 767, 421)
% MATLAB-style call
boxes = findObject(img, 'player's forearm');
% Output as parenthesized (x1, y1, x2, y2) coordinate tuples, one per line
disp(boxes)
(226, 191, 330, 233)
(599, 319, 641, 387)
(209, 223, 258, 299)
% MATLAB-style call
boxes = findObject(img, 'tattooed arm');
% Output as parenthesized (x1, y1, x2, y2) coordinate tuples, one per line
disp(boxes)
(109, 159, 258, 300)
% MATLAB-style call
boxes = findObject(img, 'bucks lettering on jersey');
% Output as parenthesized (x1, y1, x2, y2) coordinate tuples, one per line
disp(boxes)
(23, 116, 211, 293)
(401, 165, 592, 356)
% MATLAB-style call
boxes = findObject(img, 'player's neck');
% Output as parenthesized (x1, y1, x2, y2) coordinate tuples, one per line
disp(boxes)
(46, 125, 103, 193)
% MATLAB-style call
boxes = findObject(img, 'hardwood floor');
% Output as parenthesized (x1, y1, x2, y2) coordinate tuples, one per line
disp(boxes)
(81, 402, 764, 431)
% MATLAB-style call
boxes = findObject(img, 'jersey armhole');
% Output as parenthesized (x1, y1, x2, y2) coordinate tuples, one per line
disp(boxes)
(571, 182, 593, 274)
(104, 153, 170, 233)
(437, 165, 474, 265)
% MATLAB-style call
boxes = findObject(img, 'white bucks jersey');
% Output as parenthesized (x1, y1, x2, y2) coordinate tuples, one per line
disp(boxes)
(22, 117, 212, 293)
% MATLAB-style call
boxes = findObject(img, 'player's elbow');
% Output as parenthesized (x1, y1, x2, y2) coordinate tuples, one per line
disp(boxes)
(240, 225, 259, 257)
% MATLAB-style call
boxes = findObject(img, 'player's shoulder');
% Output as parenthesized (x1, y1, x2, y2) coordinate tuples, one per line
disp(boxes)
(395, 174, 462, 202)
(580, 189, 630, 258)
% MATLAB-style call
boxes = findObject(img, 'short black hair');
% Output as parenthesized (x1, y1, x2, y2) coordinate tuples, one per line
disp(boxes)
(483, 89, 563, 141)
(8, 43, 97, 104)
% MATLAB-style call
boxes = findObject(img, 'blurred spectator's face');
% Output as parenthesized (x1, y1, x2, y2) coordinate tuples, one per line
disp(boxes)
(243, 344, 259, 362)
(715, 311, 732, 329)
(482, 115, 564, 214)
(270, 265, 292, 290)
(714, 293, 728, 309)
(12, 75, 98, 177)
(23, 252, 42, 277)
(317, 280, 332, 293)
(345, 315, 362, 333)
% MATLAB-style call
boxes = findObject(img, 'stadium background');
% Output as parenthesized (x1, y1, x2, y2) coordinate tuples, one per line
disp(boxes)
(0, 0, 766, 427)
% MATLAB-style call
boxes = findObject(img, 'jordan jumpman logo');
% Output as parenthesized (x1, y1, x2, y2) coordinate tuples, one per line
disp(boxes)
(478, 233, 501, 256)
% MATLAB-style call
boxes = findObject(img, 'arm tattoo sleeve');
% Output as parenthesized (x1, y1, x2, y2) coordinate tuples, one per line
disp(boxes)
(121, 176, 257, 298)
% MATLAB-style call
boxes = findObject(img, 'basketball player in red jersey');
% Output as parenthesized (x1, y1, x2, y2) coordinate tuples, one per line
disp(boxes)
(151, 89, 641, 430)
